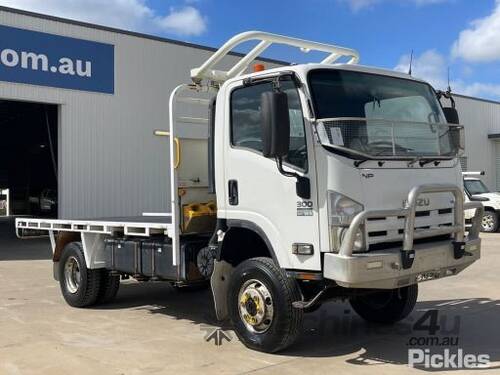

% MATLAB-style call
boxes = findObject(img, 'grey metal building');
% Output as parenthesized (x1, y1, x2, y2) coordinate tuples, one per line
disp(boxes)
(1, 6, 500, 221)
(0, 6, 279, 219)
(454, 94, 500, 190)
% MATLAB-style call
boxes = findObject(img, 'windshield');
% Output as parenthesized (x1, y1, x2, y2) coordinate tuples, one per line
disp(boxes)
(464, 180, 490, 195)
(308, 69, 463, 159)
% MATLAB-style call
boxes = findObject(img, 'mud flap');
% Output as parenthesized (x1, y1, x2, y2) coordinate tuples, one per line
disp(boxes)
(53, 262, 59, 281)
(210, 260, 234, 321)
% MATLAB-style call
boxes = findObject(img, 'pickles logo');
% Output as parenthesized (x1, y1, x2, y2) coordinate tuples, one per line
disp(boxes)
(409, 349, 490, 369)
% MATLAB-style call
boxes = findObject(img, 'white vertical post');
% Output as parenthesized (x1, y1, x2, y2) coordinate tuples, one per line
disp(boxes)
(168, 84, 189, 266)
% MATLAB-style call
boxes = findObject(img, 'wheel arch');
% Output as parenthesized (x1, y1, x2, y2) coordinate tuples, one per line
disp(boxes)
(53, 232, 81, 262)
(218, 220, 279, 266)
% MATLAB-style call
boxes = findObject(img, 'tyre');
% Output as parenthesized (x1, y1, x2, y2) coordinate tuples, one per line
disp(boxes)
(58, 242, 101, 308)
(481, 210, 499, 233)
(97, 271, 120, 304)
(228, 257, 303, 353)
(350, 284, 418, 324)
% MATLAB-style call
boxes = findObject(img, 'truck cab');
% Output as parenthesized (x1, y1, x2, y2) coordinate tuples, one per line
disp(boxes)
(203, 33, 482, 352)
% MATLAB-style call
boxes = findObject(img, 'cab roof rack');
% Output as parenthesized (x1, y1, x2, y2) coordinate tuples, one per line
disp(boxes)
(190, 31, 360, 84)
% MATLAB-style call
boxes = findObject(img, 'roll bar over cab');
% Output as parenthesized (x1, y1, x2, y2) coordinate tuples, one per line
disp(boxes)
(16, 32, 483, 353)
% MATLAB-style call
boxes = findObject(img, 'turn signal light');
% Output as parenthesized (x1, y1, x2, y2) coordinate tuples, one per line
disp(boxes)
(292, 243, 314, 255)
(253, 64, 265, 72)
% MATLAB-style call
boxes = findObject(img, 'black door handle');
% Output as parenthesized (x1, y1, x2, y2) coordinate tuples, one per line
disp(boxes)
(228, 180, 239, 205)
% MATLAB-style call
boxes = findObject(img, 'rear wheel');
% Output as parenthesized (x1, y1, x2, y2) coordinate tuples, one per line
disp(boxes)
(350, 284, 418, 324)
(97, 271, 120, 304)
(59, 242, 101, 308)
(228, 257, 303, 353)
(481, 210, 499, 232)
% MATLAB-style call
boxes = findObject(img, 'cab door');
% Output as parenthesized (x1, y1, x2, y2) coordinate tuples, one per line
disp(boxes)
(220, 77, 320, 270)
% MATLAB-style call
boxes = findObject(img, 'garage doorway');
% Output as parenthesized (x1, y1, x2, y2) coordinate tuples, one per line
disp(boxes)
(0, 100, 58, 218)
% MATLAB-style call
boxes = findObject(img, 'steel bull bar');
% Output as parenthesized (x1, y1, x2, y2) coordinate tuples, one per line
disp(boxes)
(324, 184, 484, 289)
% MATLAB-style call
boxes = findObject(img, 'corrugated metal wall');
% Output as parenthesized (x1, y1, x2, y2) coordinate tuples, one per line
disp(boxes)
(0, 8, 278, 219)
(454, 95, 500, 190)
(3, 8, 500, 218)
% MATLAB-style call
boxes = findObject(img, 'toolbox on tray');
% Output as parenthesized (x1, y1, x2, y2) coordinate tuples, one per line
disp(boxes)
(104, 238, 142, 275)
(141, 241, 177, 279)
(104, 237, 207, 281)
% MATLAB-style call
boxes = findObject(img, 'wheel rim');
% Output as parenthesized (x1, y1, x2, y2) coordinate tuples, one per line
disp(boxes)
(64, 256, 81, 294)
(238, 279, 274, 333)
(482, 213, 495, 231)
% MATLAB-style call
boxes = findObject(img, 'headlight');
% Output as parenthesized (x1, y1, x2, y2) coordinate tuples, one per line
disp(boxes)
(328, 191, 363, 226)
(330, 227, 365, 253)
(328, 191, 365, 252)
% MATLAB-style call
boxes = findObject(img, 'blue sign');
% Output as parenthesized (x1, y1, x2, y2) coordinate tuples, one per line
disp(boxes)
(0, 25, 114, 94)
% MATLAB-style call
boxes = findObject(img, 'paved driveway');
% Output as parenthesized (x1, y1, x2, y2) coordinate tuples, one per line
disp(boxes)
(0, 218, 499, 374)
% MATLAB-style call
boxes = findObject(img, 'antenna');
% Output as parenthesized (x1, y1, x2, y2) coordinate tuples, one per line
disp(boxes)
(408, 49, 413, 76)
(447, 66, 452, 93)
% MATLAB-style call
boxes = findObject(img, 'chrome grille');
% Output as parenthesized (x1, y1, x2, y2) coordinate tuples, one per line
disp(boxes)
(365, 207, 454, 245)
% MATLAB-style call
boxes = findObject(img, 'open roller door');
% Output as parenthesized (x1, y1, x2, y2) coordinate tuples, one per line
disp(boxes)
(0, 99, 58, 219)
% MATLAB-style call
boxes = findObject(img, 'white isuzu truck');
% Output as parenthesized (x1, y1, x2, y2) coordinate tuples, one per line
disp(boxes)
(16, 32, 484, 353)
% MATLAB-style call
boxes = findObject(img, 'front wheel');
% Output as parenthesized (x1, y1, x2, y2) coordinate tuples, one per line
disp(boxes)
(481, 210, 499, 232)
(228, 257, 303, 353)
(350, 284, 418, 324)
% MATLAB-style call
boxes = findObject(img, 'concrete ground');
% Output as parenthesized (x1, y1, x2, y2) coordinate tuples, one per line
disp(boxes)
(1, 217, 500, 375)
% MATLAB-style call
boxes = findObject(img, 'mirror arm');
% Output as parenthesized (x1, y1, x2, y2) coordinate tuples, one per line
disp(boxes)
(275, 157, 311, 200)
(275, 156, 299, 179)
(436, 89, 456, 108)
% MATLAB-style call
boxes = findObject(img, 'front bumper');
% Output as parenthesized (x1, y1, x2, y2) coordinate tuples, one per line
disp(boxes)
(323, 184, 484, 289)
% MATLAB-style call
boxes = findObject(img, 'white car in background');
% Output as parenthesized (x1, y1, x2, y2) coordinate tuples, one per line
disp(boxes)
(464, 172, 500, 232)
(0, 193, 6, 216)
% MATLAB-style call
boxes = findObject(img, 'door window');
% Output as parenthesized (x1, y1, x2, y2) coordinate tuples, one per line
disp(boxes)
(230, 79, 308, 170)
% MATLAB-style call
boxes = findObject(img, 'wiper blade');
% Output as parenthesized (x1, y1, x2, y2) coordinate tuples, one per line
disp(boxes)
(354, 159, 386, 167)
(354, 159, 370, 167)
(407, 157, 441, 167)
(419, 159, 442, 167)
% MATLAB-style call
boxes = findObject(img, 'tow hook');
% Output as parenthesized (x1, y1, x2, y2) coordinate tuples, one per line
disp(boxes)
(401, 249, 416, 269)
(453, 241, 472, 259)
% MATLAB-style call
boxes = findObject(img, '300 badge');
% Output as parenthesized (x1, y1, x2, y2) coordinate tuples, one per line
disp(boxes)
(297, 201, 313, 216)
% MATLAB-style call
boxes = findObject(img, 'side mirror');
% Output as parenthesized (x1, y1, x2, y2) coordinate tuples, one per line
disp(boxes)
(261, 91, 290, 158)
(443, 107, 459, 124)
